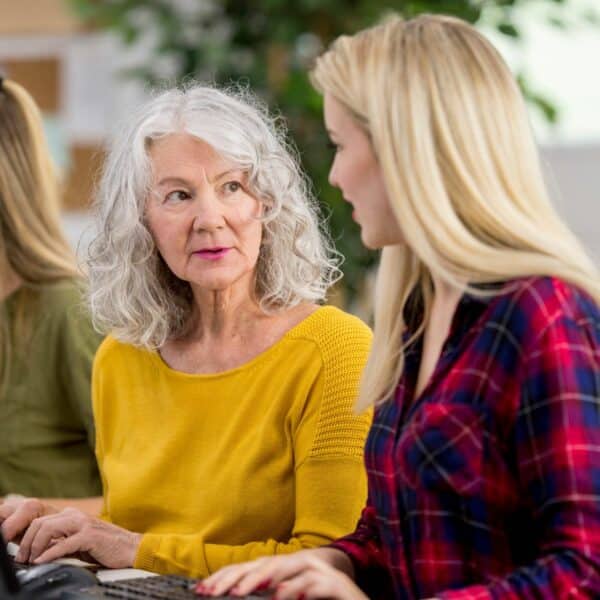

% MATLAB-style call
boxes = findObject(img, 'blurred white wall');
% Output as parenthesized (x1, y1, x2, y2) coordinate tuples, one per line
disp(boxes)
(481, 0, 600, 266)
(541, 145, 600, 264)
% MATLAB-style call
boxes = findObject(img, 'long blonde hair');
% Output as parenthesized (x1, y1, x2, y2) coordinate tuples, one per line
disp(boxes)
(0, 79, 78, 386)
(311, 14, 600, 411)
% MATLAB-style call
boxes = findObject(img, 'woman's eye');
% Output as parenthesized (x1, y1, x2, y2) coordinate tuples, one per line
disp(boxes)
(165, 190, 190, 203)
(223, 181, 242, 194)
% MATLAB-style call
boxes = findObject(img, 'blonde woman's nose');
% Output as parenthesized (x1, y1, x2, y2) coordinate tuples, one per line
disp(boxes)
(328, 160, 340, 189)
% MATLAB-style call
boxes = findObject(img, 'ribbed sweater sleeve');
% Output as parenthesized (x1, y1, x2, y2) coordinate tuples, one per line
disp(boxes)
(300, 310, 373, 462)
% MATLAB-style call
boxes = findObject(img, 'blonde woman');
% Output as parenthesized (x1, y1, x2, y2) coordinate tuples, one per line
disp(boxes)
(0, 79, 103, 507)
(2, 84, 372, 579)
(200, 14, 600, 600)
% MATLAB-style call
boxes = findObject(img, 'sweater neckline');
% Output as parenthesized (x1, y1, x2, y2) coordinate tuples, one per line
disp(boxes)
(150, 305, 336, 379)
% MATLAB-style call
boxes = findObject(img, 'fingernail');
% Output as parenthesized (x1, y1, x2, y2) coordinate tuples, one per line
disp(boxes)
(195, 583, 213, 596)
(256, 579, 271, 591)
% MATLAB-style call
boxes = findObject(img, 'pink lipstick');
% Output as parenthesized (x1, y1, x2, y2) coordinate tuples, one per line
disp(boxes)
(193, 247, 231, 261)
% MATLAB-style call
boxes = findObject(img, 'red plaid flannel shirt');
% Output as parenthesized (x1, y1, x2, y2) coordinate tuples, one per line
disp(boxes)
(333, 277, 600, 599)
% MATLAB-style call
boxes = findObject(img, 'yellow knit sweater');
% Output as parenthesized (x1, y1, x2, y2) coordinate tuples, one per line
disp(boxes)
(92, 306, 372, 577)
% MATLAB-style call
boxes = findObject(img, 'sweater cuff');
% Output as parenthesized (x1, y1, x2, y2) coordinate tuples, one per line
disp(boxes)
(133, 532, 211, 578)
(133, 533, 162, 573)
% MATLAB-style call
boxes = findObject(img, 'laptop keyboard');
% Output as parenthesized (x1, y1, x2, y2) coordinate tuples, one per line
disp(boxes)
(9, 553, 268, 598)
(11, 558, 30, 572)
(84, 574, 269, 599)
(100, 575, 196, 598)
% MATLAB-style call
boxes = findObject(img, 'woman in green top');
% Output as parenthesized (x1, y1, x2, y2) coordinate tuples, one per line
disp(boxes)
(0, 78, 103, 507)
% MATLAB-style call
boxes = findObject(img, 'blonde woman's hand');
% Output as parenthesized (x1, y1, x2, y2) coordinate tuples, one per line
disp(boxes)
(13, 508, 142, 569)
(0, 496, 58, 543)
(197, 548, 367, 599)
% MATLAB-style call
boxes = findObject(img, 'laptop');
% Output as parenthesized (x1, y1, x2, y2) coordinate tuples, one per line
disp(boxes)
(1, 532, 268, 599)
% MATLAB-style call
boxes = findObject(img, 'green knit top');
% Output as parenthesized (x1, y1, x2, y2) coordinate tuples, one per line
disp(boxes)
(0, 279, 103, 497)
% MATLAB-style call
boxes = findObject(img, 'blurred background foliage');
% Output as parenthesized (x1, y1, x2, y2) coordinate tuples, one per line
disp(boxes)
(68, 0, 595, 301)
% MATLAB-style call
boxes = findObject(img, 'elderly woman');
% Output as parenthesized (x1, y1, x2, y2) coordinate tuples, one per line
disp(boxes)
(0, 84, 371, 578)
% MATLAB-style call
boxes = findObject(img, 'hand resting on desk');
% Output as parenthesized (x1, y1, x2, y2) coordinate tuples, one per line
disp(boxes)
(0, 496, 58, 543)
(0, 498, 142, 569)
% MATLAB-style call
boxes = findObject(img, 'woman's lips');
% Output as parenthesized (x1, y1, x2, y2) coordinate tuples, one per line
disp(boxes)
(193, 247, 231, 261)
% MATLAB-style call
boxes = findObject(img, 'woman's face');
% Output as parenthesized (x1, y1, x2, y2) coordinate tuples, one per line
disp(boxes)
(145, 133, 263, 294)
(323, 93, 403, 249)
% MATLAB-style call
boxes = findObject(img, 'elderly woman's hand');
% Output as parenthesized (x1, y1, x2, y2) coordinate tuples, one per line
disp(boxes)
(13, 508, 142, 569)
(0, 497, 58, 543)
(197, 548, 367, 599)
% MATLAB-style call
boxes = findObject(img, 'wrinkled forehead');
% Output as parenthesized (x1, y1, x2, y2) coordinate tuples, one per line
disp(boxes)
(147, 132, 247, 183)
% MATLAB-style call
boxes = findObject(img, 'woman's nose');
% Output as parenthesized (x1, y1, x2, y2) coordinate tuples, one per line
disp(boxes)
(328, 160, 340, 189)
(191, 193, 226, 232)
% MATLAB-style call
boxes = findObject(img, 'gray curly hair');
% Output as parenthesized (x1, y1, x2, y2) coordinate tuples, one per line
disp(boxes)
(87, 84, 342, 348)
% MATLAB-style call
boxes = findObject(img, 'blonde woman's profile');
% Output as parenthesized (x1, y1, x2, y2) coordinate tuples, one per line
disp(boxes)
(202, 13, 600, 599)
